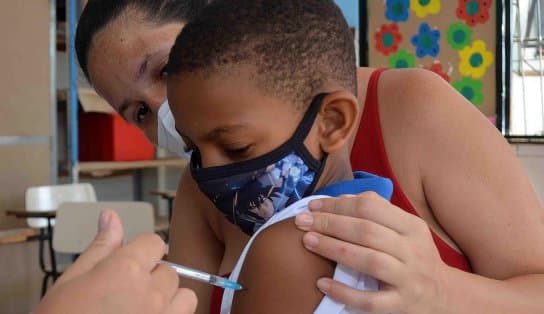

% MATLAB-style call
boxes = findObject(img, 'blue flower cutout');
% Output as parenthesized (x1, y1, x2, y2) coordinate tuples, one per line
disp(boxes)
(385, 0, 410, 22)
(410, 22, 441, 58)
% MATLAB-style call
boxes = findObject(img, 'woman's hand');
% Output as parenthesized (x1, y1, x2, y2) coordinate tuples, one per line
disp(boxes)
(295, 192, 450, 314)
(34, 209, 197, 314)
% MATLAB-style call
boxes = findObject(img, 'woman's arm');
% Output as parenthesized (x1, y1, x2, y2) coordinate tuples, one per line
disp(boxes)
(409, 68, 544, 312)
(168, 169, 225, 314)
(295, 69, 544, 313)
(232, 218, 334, 313)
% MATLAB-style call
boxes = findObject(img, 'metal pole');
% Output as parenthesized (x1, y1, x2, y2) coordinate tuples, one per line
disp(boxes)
(67, 0, 79, 183)
(49, 0, 58, 184)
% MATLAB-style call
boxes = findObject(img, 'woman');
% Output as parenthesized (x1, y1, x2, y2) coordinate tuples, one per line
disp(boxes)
(76, 1, 544, 313)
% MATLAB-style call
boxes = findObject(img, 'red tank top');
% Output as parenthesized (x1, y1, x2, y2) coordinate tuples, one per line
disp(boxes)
(210, 68, 472, 313)
(351, 68, 471, 272)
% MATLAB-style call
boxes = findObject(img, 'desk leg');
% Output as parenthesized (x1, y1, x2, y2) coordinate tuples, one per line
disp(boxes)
(41, 273, 51, 298)
(38, 228, 47, 273)
(47, 217, 59, 281)
(168, 199, 173, 222)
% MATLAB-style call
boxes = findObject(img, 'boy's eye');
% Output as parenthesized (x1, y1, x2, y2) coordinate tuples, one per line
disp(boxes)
(224, 145, 252, 158)
(135, 103, 150, 124)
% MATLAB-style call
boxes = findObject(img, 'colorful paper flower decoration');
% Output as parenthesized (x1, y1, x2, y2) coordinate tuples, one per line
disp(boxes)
(375, 24, 403, 56)
(459, 39, 493, 79)
(452, 77, 484, 106)
(410, 22, 441, 58)
(411, 0, 441, 18)
(388, 49, 416, 68)
(446, 22, 473, 50)
(456, 0, 492, 27)
(385, 0, 410, 22)
(427, 62, 451, 82)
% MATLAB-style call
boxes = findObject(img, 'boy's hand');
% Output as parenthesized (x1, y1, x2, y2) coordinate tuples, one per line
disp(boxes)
(34, 209, 197, 314)
(295, 192, 449, 314)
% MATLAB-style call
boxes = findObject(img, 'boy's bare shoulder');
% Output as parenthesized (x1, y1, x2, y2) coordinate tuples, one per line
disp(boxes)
(232, 218, 334, 313)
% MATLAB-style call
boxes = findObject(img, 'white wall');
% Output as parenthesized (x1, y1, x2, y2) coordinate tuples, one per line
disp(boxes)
(513, 144, 544, 204)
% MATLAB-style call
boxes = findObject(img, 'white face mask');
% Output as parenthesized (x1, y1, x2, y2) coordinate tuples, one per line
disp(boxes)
(157, 101, 190, 158)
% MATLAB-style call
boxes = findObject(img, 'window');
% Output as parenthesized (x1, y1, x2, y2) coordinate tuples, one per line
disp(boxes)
(506, 0, 544, 141)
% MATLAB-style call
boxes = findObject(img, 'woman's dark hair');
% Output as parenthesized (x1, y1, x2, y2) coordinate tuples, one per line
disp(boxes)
(75, 0, 208, 80)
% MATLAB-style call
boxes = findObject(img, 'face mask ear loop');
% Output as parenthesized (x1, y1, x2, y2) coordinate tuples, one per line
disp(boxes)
(303, 154, 328, 198)
(290, 93, 329, 172)
(290, 93, 329, 144)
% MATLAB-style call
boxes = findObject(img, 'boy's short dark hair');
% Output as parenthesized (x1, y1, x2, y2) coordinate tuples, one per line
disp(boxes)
(167, 0, 357, 109)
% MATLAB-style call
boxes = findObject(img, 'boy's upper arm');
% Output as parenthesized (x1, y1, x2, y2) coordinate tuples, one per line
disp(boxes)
(232, 218, 335, 314)
(168, 169, 224, 314)
(385, 69, 544, 278)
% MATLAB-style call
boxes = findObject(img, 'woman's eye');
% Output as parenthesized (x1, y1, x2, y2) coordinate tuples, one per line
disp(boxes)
(135, 103, 150, 124)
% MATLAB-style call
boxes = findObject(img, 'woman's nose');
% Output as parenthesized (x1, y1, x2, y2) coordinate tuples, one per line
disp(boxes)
(143, 83, 167, 113)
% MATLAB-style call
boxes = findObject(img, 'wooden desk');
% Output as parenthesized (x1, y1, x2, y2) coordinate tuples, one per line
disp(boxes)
(6, 209, 58, 296)
(0, 228, 40, 245)
(6, 210, 56, 219)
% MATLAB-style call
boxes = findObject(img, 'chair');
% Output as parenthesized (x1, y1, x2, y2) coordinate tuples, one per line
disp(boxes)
(25, 183, 97, 296)
(53, 201, 155, 254)
(26, 183, 97, 228)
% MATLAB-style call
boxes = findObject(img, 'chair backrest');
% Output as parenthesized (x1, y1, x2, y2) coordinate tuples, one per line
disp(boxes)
(25, 183, 97, 228)
(53, 202, 155, 254)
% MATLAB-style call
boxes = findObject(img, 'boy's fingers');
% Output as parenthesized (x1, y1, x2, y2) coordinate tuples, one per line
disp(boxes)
(56, 209, 124, 284)
(163, 288, 198, 314)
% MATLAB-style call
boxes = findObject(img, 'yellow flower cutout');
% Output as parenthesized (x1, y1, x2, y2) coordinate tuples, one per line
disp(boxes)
(410, 0, 441, 18)
(459, 40, 494, 79)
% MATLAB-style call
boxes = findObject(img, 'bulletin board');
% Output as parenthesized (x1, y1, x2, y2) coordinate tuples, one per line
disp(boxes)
(364, 0, 500, 120)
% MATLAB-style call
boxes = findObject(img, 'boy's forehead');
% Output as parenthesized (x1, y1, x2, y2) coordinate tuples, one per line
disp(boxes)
(167, 65, 284, 111)
(167, 69, 301, 136)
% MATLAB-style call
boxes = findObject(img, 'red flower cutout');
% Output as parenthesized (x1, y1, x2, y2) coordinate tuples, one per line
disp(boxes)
(456, 0, 492, 27)
(375, 24, 402, 56)
(427, 62, 451, 82)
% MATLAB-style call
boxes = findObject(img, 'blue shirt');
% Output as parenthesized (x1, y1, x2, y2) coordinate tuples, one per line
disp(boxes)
(314, 171, 393, 201)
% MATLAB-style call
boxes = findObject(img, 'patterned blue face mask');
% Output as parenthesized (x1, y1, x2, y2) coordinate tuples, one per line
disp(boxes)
(190, 94, 328, 235)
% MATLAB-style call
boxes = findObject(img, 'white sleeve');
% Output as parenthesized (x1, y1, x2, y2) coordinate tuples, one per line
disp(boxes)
(220, 195, 379, 314)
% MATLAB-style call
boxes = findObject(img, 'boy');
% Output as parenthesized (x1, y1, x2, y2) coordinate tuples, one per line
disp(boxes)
(166, 0, 392, 312)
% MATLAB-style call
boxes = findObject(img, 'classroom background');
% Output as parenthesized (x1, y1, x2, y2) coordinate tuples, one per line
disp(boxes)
(0, 1, 543, 313)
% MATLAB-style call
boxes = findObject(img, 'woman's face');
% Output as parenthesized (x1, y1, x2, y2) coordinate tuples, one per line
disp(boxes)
(87, 14, 183, 144)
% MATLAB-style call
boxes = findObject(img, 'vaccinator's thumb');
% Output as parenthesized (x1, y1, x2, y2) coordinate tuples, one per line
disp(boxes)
(55, 209, 124, 284)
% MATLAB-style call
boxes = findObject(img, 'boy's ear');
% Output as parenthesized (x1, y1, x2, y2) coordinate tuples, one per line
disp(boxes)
(317, 91, 359, 154)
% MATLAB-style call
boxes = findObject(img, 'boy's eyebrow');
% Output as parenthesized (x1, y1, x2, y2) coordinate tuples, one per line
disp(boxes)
(205, 124, 248, 140)
(175, 124, 248, 140)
